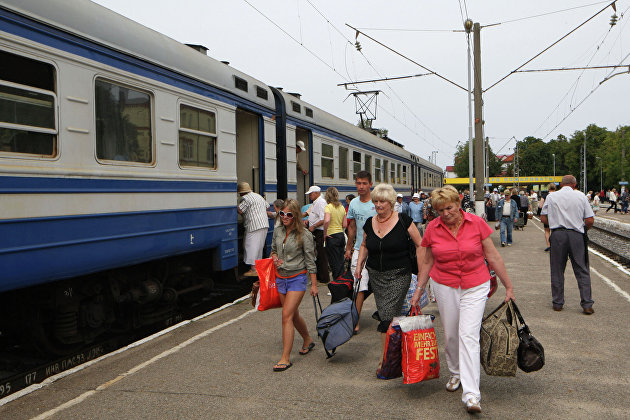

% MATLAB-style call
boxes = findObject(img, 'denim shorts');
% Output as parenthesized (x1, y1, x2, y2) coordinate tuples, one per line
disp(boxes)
(275, 272, 308, 294)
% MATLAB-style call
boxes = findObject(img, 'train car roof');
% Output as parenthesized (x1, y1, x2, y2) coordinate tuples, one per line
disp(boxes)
(0, 0, 275, 111)
(279, 90, 441, 171)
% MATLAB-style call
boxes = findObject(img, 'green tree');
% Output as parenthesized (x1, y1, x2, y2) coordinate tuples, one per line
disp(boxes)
(453, 141, 502, 177)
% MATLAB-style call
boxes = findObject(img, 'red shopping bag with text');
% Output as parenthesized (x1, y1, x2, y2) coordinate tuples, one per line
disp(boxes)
(254, 258, 282, 311)
(399, 308, 440, 384)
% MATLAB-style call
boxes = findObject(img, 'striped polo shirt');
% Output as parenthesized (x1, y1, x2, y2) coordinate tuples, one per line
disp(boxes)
(238, 192, 269, 232)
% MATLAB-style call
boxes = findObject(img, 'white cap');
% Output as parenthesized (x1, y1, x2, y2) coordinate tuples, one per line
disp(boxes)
(305, 185, 321, 194)
(296, 140, 305, 150)
(412, 193, 420, 199)
(396, 193, 403, 198)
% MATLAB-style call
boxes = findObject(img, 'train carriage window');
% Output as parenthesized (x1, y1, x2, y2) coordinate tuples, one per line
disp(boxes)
(305, 107, 313, 118)
(383, 160, 388, 183)
(95, 79, 152, 163)
(339, 146, 348, 179)
(390, 162, 395, 184)
(0, 50, 57, 156)
(402, 165, 408, 184)
(255, 85, 268, 100)
(178, 104, 217, 168)
(352, 151, 361, 179)
(365, 155, 372, 174)
(234, 76, 248, 92)
(375, 158, 382, 183)
(397, 164, 401, 184)
(291, 101, 301, 113)
(321, 143, 334, 178)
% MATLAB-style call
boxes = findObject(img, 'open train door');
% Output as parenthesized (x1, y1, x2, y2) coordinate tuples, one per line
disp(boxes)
(295, 127, 312, 208)
(235, 108, 263, 274)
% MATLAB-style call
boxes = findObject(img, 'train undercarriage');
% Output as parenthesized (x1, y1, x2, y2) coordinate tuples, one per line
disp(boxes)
(0, 251, 231, 356)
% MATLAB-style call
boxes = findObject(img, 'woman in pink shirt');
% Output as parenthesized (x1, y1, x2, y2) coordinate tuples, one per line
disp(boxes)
(410, 186, 515, 414)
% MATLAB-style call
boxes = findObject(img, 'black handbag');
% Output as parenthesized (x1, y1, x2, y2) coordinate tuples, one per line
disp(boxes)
(399, 216, 418, 275)
(512, 301, 545, 373)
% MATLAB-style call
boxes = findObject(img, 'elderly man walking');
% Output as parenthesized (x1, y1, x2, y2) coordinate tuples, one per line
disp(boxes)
(540, 175, 595, 314)
(305, 185, 330, 284)
(237, 181, 270, 277)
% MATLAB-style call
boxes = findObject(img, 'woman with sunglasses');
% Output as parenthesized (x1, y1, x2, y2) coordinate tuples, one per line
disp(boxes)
(269, 199, 319, 372)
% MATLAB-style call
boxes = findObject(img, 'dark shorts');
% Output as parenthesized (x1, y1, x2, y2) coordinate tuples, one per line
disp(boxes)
(276, 272, 308, 294)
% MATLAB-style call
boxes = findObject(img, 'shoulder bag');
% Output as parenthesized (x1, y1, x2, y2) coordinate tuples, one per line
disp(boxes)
(399, 215, 418, 275)
(480, 300, 518, 376)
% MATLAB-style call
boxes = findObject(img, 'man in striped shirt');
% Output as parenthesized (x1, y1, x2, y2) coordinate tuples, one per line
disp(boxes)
(237, 181, 270, 277)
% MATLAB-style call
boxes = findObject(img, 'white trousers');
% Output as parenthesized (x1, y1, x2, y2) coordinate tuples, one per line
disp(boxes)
(431, 279, 489, 403)
(244, 228, 267, 265)
(351, 249, 369, 292)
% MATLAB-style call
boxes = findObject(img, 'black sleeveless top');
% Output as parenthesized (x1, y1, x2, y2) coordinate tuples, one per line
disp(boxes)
(363, 213, 413, 272)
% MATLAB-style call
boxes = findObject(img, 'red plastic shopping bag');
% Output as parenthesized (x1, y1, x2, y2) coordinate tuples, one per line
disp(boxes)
(377, 321, 403, 380)
(400, 309, 440, 384)
(254, 258, 281, 311)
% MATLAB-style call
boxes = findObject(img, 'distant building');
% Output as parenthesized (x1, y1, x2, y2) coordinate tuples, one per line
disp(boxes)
(445, 165, 457, 178)
(496, 154, 514, 175)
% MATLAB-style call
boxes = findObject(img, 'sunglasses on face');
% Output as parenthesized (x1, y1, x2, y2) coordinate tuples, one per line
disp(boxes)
(279, 211, 294, 218)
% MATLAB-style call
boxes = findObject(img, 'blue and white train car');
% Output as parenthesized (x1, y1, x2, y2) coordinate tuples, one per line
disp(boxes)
(271, 88, 442, 204)
(0, 0, 279, 350)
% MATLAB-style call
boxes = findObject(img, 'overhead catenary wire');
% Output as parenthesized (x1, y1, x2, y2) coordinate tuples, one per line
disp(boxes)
(532, 5, 628, 137)
(484, 1, 618, 92)
(346, 24, 468, 92)
(542, 49, 630, 140)
(354, 0, 612, 33)
(302, 0, 452, 151)
(487, 0, 614, 26)
(240, 0, 354, 84)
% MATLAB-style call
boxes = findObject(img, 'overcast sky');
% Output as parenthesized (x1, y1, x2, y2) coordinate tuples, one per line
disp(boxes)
(91, 0, 629, 169)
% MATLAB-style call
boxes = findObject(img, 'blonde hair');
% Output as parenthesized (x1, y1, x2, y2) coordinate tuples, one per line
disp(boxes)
(431, 185, 460, 209)
(281, 198, 305, 245)
(325, 187, 342, 208)
(371, 183, 396, 208)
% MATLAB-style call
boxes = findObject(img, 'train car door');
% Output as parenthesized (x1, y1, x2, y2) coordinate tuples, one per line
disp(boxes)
(235, 109, 263, 273)
(236, 109, 262, 193)
(295, 127, 312, 207)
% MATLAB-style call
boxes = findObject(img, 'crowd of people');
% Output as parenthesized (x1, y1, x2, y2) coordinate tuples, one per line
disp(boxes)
(237, 172, 601, 413)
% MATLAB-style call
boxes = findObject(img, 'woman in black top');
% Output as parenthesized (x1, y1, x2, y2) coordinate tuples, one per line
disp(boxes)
(354, 184, 423, 372)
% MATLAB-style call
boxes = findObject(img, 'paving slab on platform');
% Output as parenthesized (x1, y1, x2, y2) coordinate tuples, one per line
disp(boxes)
(2, 217, 629, 419)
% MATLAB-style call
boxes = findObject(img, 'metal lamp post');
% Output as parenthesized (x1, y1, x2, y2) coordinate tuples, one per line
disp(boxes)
(596, 156, 602, 192)
(552, 153, 556, 178)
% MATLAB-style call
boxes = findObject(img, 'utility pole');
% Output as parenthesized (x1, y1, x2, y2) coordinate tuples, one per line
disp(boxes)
(473, 22, 485, 215)
(465, 19, 474, 199)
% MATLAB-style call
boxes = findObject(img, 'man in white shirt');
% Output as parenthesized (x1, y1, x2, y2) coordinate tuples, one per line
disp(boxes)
(540, 175, 595, 314)
(237, 181, 270, 276)
(306, 185, 329, 284)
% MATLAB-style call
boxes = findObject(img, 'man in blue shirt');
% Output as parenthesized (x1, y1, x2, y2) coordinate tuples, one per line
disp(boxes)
(345, 170, 376, 333)
(408, 193, 424, 235)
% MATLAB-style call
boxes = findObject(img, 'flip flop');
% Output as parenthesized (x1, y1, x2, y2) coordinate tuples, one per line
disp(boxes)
(299, 342, 315, 355)
(273, 362, 293, 372)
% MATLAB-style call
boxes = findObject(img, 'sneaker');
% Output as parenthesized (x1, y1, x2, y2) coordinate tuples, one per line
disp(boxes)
(501, 242, 506, 247)
(243, 269, 258, 277)
(466, 396, 481, 413)
(446, 376, 461, 392)
(507, 243, 512, 246)
(544, 247, 551, 252)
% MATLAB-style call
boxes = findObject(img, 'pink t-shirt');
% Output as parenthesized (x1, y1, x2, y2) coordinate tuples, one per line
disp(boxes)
(421, 209, 493, 289)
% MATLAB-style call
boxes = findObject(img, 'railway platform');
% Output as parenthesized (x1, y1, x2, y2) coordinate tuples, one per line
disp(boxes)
(1, 216, 629, 419)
